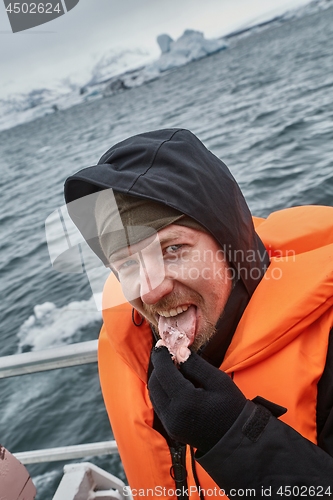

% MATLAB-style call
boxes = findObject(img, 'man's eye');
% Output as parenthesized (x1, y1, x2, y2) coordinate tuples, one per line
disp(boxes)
(165, 244, 183, 254)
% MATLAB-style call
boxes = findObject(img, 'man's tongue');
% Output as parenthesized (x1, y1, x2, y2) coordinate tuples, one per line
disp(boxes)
(158, 305, 196, 346)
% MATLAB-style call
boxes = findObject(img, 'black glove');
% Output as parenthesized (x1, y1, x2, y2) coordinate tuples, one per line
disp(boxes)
(148, 346, 247, 455)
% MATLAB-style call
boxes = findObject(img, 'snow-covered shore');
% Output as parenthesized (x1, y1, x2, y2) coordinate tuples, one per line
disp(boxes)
(0, 0, 331, 132)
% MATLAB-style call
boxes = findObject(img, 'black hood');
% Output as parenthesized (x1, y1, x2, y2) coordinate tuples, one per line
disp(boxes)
(65, 128, 269, 298)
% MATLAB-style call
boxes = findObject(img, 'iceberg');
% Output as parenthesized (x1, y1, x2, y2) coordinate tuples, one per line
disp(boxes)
(2, 0, 330, 132)
(152, 29, 228, 73)
(102, 30, 228, 95)
(157, 34, 173, 55)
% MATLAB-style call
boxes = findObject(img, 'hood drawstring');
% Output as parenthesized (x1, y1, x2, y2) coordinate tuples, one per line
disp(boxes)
(132, 308, 144, 327)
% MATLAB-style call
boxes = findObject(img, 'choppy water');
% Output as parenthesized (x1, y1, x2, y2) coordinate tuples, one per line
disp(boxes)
(1, 5, 333, 499)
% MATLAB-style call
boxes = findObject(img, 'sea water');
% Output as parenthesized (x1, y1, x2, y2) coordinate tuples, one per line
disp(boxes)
(0, 5, 333, 499)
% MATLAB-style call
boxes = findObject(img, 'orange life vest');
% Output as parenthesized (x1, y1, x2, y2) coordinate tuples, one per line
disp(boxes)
(98, 206, 333, 499)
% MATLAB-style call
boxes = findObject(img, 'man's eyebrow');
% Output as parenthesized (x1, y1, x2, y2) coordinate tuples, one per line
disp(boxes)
(158, 233, 182, 246)
(109, 232, 182, 263)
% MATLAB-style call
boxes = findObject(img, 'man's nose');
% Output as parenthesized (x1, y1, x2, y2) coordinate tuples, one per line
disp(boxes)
(139, 258, 173, 305)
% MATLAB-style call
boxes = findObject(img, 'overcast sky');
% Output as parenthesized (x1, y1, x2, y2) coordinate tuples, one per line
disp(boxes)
(0, 0, 311, 98)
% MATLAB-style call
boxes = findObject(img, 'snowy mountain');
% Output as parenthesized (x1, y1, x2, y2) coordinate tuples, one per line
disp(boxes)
(0, 31, 227, 131)
(0, 0, 331, 132)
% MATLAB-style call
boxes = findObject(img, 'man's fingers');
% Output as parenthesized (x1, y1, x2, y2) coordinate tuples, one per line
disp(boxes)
(180, 351, 226, 389)
(150, 346, 193, 397)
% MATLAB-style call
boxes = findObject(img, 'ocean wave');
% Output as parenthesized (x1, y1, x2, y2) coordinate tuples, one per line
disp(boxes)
(17, 296, 101, 352)
(29, 469, 64, 500)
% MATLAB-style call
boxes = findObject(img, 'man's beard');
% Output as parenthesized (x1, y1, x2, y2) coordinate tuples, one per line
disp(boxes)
(191, 321, 217, 351)
(141, 290, 218, 352)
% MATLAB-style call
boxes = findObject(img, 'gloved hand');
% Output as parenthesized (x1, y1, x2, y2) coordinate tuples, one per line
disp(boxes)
(148, 346, 247, 455)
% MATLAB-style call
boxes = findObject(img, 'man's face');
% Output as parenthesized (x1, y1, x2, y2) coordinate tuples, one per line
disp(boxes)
(110, 225, 233, 350)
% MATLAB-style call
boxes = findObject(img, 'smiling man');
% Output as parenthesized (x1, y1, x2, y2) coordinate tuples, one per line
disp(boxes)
(104, 219, 233, 354)
(64, 129, 333, 499)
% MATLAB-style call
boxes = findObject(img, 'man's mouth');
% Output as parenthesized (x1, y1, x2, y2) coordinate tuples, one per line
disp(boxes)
(157, 304, 197, 346)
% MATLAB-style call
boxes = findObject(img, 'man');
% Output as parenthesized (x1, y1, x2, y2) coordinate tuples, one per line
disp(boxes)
(64, 129, 333, 499)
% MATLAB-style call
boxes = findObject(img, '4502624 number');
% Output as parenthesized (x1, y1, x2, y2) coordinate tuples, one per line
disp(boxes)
(277, 485, 332, 496)
(5, 3, 61, 14)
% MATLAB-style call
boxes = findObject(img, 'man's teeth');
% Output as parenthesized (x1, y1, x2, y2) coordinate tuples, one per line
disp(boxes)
(158, 305, 190, 318)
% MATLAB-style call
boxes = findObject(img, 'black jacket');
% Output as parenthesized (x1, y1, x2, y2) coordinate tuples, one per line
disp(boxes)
(195, 329, 333, 498)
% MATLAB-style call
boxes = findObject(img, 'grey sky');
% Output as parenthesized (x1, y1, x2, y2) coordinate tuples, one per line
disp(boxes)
(0, 0, 310, 97)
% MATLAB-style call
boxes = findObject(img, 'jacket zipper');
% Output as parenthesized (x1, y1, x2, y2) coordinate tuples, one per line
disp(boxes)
(170, 443, 188, 498)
